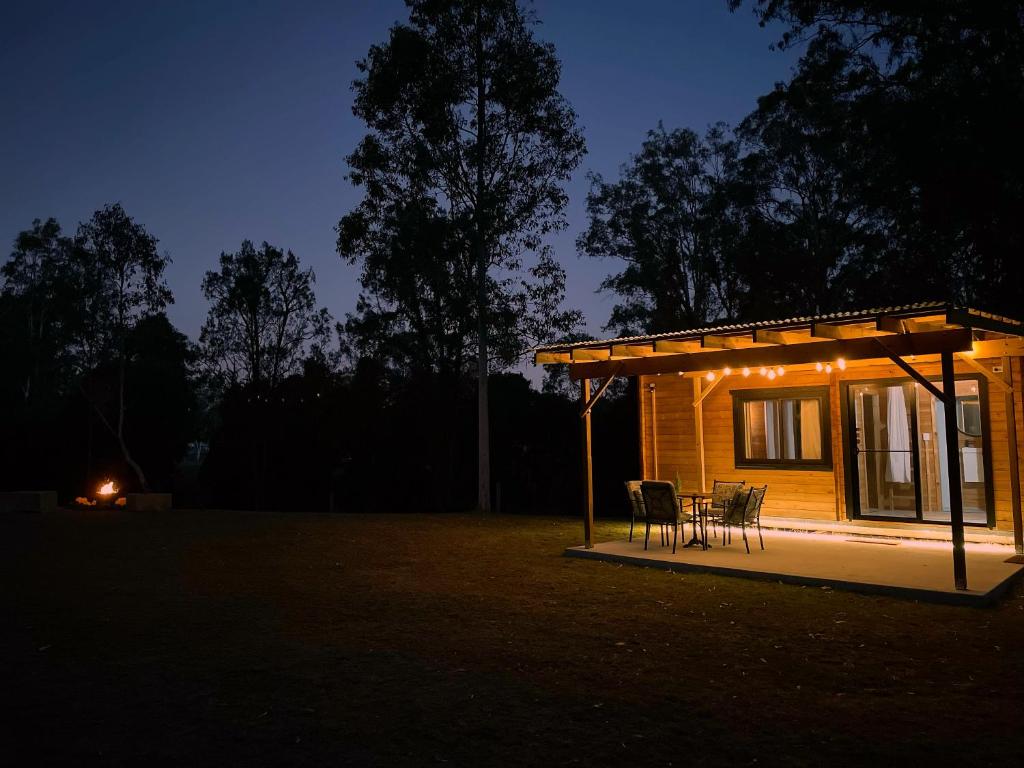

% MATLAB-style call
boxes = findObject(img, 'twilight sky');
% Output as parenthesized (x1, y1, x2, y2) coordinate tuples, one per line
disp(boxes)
(0, 0, 801, 344)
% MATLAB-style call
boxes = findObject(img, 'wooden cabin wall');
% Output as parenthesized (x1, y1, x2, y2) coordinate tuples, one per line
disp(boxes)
(639, 355, 1023, 530)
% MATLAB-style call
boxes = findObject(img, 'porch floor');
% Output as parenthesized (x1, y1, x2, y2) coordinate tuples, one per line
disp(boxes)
(566, 528, 1024, 606)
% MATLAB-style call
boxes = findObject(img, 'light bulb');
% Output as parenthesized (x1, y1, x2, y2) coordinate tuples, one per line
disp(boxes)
(767, 369, 777, 380)
(837, 358, 847, 370)
(759, 367, 768, 376)
(723, 367, 732, 376)
(825, 363, 833, 374)
(815, 362, 823, 372)
(742, 367, 751, 377)
(706, 371, 715, 382)
(776, 366, 785, 376)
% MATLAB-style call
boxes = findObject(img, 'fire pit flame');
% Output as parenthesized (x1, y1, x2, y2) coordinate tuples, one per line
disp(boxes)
(97, 480, 118, 496)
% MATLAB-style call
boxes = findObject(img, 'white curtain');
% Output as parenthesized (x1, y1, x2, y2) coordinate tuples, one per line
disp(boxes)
(886, 386, 912, 483)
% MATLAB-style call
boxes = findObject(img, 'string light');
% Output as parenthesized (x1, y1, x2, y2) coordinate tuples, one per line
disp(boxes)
(825, 363, 833, 374)
(706, 371, 716, 382)
(767, 369, 777, 380)
(815, 362, 824, 372)
(776, 366, 785, 376)
(837, 357, 847, 371)
(759, 367, 768, 376)
(723, 366, 732, 376)
(741, 367, 751, 377)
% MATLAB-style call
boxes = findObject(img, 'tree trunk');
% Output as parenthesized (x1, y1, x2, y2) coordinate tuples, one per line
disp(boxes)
(475, 7, 491, 513)
(118, 350, 150, 492)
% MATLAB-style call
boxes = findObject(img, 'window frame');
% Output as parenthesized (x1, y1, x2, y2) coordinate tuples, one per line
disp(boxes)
(731, 385, 833, 471)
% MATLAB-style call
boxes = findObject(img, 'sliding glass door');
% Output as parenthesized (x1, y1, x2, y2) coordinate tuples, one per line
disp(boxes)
(846, 377, 991, 526)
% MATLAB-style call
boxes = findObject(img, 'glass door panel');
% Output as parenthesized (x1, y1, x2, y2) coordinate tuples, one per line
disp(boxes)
(850, 383, 918, 519)
(915, 381, 988, 524)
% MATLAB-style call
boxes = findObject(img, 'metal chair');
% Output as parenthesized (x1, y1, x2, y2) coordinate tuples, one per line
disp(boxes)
(705, 480, 745, 541)
(723, 485, 768, 553)
(624, 481, 650, 543)
(640, 480, 697, 554)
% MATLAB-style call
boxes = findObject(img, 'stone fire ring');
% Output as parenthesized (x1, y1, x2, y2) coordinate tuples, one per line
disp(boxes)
(124, 493, 173, 512)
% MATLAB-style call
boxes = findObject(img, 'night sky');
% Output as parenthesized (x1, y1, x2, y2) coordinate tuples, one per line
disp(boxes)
(1, 0, 800, 345)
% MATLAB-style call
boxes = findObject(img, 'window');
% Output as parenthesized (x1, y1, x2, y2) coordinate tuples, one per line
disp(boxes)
(732, 387, 832, 470)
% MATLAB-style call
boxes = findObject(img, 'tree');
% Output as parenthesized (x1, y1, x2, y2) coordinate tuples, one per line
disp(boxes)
(199, 240, 333, 392)
(732, 32, 886, 318)
(0, 218, 77, 408)
(578, 124, 742, 335)
(72, 203, 173, 492)
(339, 0, 586, 512)
(731, 0, 1024, 314)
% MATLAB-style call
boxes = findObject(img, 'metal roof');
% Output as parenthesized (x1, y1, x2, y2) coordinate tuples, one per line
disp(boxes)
(532, 302, 1023, 358)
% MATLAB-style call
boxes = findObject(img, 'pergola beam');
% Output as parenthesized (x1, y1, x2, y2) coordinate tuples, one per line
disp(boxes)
(567, 328, 973, 381)
(580, 365, 623, 417)
(654, 339, 701, 354)
(570, 347, 611, 362)
(810, 321, 878, 340)
(873, 337, 945, 400)
(956, 353, 1014, 394)
(610, 343, 655, 358)
(535, 351, 571, 364)
(702, 333, 758, 350)
(753, 329, 799, 345)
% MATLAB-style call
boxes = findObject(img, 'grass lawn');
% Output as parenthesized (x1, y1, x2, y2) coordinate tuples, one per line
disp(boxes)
(3, 510, 1023, 766)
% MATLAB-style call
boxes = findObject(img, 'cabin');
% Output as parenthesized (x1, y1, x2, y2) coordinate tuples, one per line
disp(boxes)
(534, 302, 1024, 597)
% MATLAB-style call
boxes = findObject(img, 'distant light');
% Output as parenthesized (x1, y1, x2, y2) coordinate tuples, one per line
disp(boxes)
(837, 358, 847, 370)
(825, 363, 833, 374)
(759, 367, 768, 376)
(767, 369, 777, 380)
(706, 371, 716, 382)
(776, 366, 785, 376)
(723, 367, 732, 376)
(815, 362, 824, 372)
(742, 367, 751, 377)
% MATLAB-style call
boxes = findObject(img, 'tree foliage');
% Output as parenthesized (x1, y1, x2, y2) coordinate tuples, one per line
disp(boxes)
(731, 0, 1024, 315)
(200, 241, 333, 392)
(578, 124, 744, 334)
(339, 0, 586, 510)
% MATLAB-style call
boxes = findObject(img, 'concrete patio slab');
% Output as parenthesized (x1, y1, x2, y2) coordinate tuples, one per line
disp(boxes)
(566, 529, 1024, 606)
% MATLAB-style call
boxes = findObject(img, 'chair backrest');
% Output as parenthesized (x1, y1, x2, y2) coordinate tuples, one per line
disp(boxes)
(625, 481, 646, 519)
(723, 488, 751, 526)
(743, 485, 767, 523)
(711, 479, 745, 508)
(640, 480, 679, 524)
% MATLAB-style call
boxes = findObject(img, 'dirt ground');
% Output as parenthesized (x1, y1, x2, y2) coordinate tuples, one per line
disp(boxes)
(2, 509, 1023, 767)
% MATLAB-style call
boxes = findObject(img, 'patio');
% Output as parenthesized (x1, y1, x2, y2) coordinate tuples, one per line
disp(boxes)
(566, 528, 1024, 606)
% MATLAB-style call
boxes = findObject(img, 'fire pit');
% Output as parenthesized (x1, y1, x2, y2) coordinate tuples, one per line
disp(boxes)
(74, 479, 127, 509)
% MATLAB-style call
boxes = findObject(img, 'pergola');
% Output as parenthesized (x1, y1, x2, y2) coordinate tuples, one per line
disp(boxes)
(534, 302, 1024, 591)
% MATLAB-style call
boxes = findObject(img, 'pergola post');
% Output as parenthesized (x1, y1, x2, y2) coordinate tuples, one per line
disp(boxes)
(1005, 356, 1023, 555)
(580, 377, 594, 549)
(941, 351, 968, 590)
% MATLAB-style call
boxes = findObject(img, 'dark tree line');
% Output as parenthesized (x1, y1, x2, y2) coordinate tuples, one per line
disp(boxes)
(3, 0, 1021, 517)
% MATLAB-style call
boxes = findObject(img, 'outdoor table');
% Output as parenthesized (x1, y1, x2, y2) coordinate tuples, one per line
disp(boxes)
(677, 491, 713, 550)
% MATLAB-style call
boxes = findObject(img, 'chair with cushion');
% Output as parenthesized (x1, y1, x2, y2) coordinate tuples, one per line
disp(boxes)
(640, 480, 697, 554)
(624, 480, 652, 543)
(723, 485, 768, 554)
(706, 480, 744, 542)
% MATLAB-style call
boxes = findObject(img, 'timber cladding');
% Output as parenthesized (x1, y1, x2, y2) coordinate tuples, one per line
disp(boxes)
(638, 356, 1023, 530)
